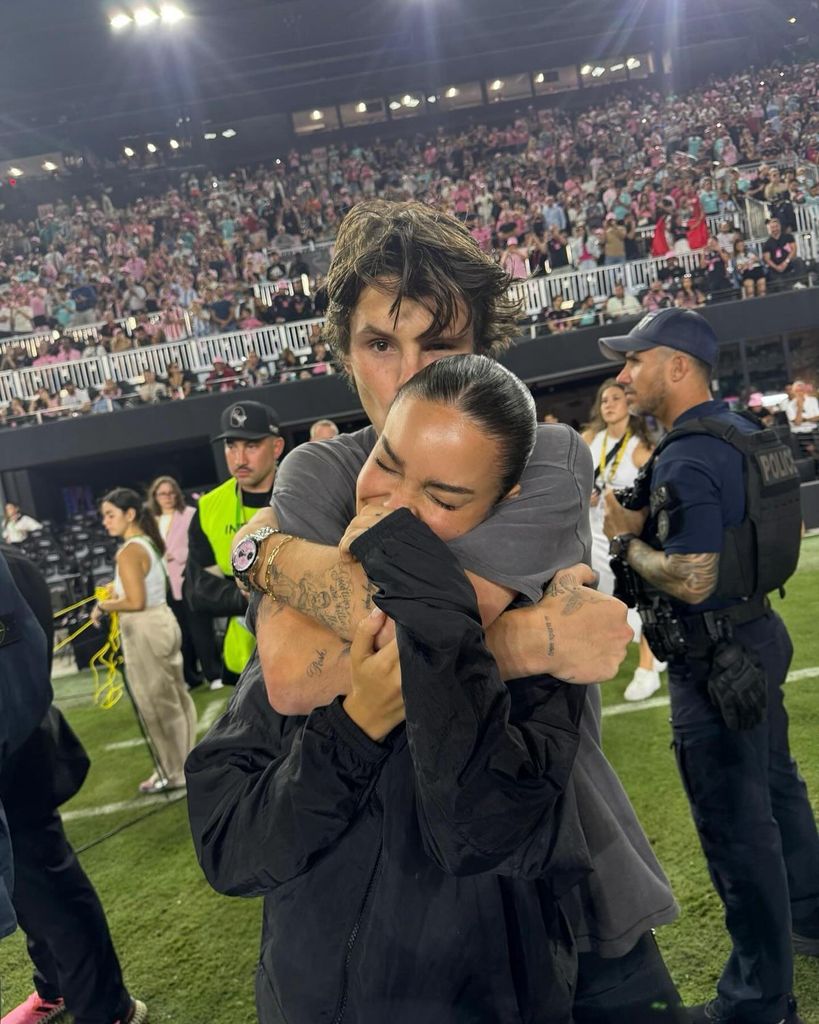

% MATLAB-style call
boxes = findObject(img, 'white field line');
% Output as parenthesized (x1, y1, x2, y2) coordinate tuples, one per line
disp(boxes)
(103, 697, 227, 751)
(62, 791, 187, 822)
(602, 665, 818, 717)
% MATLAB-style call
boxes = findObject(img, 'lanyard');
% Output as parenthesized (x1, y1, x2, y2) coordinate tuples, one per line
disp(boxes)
(597, 427, 631, 486)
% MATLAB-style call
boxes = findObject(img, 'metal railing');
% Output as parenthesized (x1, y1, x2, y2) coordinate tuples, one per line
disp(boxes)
(0, 318, 326, 406)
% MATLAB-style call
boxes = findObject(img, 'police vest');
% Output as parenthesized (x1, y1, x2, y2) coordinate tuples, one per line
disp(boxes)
(649, 414, 801, 602)
(197, 478, 258, 675)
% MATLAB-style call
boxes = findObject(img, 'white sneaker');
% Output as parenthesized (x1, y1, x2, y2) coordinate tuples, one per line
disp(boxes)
(209, 679, 224, 691)
(653, 658, 668, 674)
(623, 667, 662, 702)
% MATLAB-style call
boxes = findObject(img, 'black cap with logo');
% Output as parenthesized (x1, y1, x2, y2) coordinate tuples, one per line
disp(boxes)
(212, 401, 281, 442)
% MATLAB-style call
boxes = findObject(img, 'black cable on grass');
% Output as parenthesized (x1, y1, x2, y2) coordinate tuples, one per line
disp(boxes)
(74, 791, 187, 854)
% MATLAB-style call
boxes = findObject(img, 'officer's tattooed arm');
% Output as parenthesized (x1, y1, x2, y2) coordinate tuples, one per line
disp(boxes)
(626, 541, 720, 604)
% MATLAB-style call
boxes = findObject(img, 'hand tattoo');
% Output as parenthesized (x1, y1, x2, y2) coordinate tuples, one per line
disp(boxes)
(544, 615, 556, 659)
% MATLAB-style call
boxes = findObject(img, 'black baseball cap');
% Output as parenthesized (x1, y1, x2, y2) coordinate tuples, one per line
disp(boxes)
(598, 308, 719, 367)
(212, 401, 281, 442)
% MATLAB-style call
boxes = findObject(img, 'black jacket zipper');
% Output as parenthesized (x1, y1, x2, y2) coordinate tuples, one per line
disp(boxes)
(332, 843, 383, 1024)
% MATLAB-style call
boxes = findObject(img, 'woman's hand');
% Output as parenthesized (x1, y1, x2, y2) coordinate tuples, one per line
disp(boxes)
(90, 603, 105, 629)
(339, 505, 398, 563)
(343, 608, 404, 741)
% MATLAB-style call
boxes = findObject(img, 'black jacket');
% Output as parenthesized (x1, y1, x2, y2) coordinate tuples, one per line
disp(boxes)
(187, 511, 588, 1024)
(0, 546, 89, 827)
(183, 509, 247, 620)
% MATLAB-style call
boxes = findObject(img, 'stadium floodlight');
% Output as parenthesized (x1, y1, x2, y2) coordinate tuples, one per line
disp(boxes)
(134, 7, 159, 26)
(427, 95, 436, 103)
(445, 87, 458, 98)
(402, 94, 413, 105)
(626, 57, 641, 69)
(591, 66, 605, 77)
(8, 167, 23, 177)
(160, 4, 186, 24)
(610, 63, 625, 72)
(310, 110, 323, 121)
(203, 132, 217, 140)
(42, 161, 58, 171)
(389, 100, 401, 110)
(490, 79, 503, 91)
(110, 12, 132, 28)
(222, 128, 237, 138)
(123, 146, 135, 157)
(788, 15, 796, 23)
(356, 102, 367, 113)
(580, 64, 593, 75)
(146, 142, 158, 153)
(169, 138, 180, 149)
(534, 72, 545, 84)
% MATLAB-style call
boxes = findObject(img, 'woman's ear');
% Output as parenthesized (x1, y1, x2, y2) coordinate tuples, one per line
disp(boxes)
(501, 483, 522, 503)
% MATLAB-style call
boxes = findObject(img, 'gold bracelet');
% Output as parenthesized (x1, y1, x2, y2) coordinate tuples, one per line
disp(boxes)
(263, 535, 296, 599)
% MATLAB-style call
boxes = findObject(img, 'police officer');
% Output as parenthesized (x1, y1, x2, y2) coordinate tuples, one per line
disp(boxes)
(599, 308, 819, 1024)
(185, 400, 284, 686)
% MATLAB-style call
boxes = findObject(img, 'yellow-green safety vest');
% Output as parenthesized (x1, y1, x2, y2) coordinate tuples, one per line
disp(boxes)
(197, 477, 259, 675)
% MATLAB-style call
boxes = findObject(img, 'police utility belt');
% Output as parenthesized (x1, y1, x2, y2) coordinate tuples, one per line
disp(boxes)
(610, 414, 801, 731)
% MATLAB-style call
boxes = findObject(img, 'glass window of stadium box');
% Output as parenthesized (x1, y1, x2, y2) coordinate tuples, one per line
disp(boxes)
(340, 98, 387, 128)
(786, 328, 819, 384)
(533, 66, 580, 96)
(436, 82, 483, 111)
(387, 92, 427, 119)
(579, 53, 653, 87)
(486, 74, 532, 103)
(715, 341, 743, 400)
(292, 107, 340, 135)
(743, 335, 789, 394)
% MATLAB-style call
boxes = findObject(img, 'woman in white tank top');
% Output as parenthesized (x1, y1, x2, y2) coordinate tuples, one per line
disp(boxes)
(92, 488, 197, 794)
(582, 380, 664, 702)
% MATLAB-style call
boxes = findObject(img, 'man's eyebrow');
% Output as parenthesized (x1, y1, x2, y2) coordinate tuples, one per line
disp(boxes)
(380, 435, 404, 468)
(356, 322, 470, 344)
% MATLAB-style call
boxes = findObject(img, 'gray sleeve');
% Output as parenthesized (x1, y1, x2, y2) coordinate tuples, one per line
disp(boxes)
(448, 424, 593, 603)
(271, 436, 367, 545)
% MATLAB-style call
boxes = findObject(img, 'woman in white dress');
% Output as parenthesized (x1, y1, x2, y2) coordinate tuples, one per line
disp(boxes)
(582, 380, 663, 701)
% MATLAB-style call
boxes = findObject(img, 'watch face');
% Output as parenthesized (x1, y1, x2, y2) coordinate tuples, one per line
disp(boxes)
(232, 537, 256, 573)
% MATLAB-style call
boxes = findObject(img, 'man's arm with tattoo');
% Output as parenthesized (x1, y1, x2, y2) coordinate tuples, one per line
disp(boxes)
(261, 538, 377, 642)
(626, 540, 720, 604)
(255, 598, 355, 714)
(486, 568, 631, 684)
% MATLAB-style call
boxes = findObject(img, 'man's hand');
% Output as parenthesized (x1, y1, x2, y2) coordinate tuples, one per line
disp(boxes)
(602, 489, 648, 541)
(342, 608, 404, 741)
(488, 563, 633, 684)
(338, 505, 398, 562)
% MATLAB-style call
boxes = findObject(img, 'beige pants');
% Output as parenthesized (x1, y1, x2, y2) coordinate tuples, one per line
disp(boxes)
(119, 604, 197, 786)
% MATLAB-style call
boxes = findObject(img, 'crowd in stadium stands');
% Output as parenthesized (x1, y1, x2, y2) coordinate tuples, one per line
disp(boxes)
(0, 59, 817, 427)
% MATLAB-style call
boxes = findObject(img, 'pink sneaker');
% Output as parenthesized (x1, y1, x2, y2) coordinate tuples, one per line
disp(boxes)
(0, 992, 66, 1024)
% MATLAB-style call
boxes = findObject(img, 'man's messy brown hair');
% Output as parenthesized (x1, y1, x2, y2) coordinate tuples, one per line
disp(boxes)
(323, 200, 521, 363)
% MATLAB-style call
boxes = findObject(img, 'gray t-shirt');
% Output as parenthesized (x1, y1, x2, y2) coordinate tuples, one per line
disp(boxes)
(272, 422, 678, 957)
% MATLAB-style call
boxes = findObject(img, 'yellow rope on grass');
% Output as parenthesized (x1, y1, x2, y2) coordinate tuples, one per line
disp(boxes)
(52, 594, 98, 619)
(53, 586, 124, 709)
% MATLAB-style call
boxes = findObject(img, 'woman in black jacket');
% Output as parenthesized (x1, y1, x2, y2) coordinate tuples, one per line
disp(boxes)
(187, 357, 589, 1024)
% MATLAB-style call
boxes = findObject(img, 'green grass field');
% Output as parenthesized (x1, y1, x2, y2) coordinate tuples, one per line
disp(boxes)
(2, 539, 818, 1023)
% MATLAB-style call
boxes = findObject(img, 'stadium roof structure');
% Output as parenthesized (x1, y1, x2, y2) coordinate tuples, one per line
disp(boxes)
(0, 0, 812, 161)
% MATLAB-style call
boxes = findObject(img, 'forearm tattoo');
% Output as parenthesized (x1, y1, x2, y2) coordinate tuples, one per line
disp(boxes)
(266, 557, 376, 640)
(627, 541, 719, 604)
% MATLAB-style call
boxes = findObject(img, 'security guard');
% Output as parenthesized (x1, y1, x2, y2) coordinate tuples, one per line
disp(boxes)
(600, 308, 819, 1024)
(185, 401, 284, 687)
